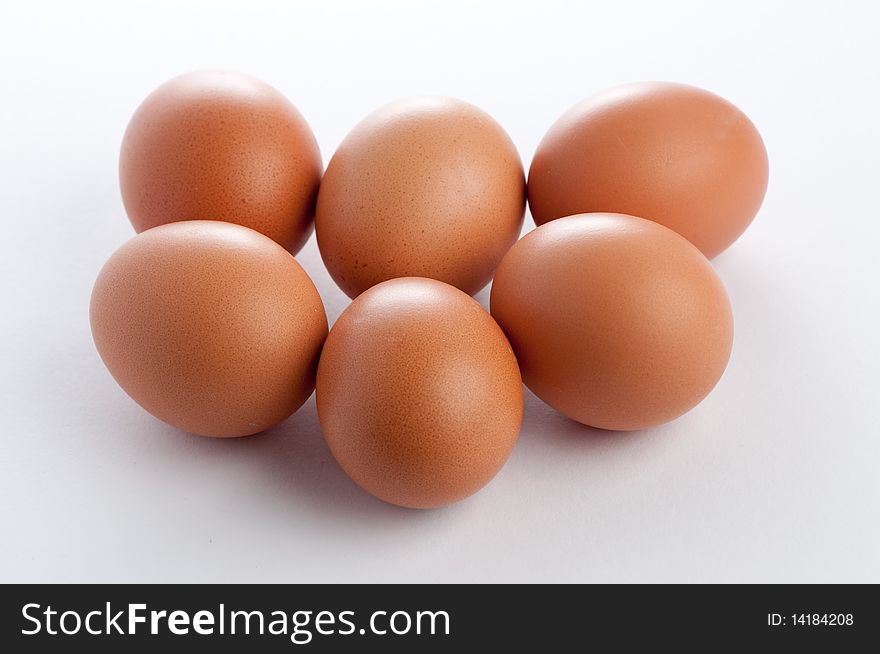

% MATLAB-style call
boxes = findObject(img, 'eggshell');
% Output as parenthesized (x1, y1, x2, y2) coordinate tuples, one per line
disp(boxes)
(316, 277, 523, 508)
(315, 97, 526, 298)
(528, 82, 768, 259)
(490, 213, 733, 431)
(90, 221, 328, 437)
(120, 71, 322, 254)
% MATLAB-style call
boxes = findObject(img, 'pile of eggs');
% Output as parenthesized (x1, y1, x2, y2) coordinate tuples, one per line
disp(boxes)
(91, 71, 768, 509)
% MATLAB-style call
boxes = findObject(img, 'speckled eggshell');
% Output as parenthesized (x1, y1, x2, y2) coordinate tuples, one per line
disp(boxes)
(315, 97, 526, 298)
(90, 221, 328, 437)
(120, 71, 322, 254)
(490, 213, 733, 431)
(316, 277, 523, 508)
(528, 82, 768, 259)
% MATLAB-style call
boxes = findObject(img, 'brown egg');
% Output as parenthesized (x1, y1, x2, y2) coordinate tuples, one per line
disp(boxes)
(316, 278, 523, 508)
(528, 82, 768, 259)
(490, 214, 733, 431)
(120, 71, 322, 254)
(315, 97, 526, 298)
(90, 221, 328, 437)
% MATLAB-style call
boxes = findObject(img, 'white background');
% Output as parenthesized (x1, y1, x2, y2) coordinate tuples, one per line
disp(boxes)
(1, 0, 878, 583)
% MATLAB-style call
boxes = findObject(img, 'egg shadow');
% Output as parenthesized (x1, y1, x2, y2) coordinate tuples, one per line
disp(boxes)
(76, 358, 440, 527)
(518, 387, 659, 453)
(246, 396, 438, 521)
(176, 394, 451, 527)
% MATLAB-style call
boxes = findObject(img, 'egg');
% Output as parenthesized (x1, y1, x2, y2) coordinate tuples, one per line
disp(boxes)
(490, 213, 733, 431)
(315, 97, 526, 298)
(119, 71, 322, 254)
(90, 221, 328, 437)
(528, 82, 768, 259)
(316, 278, 523, 508)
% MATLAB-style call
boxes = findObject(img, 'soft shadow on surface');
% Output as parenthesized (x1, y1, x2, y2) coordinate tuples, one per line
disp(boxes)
(518, 387, 666, 452)
(165, 395, 444, 526)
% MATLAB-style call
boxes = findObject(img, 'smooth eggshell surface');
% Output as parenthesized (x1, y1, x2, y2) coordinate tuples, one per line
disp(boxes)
(90, 221, 328, 437)
(528, 82, 768, 259)
(315, 97, 526, 298)
(120, 70, 322, 254)
(490, 213, 733, 431)
(316, 277, 523, 508)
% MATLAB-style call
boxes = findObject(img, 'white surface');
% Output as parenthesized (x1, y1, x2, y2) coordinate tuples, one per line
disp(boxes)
(1, 0, 878, 583)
